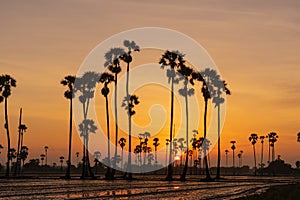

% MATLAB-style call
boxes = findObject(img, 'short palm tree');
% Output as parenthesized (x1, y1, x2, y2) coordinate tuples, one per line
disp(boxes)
(249, 133, 258, 175)
(118, 137, 126, 169)
(297, 132, 300, 143)
(99, 72, 114, 179)
(20, 146, 28, 168)
(61, 75, 75, 179)
(122, 94, 140, 179)
(225, 149, 229, 167)
(40, 154, 45, 166)
(159, 50, 184, 181)
(0, 74, 16, 177)
(59, 156, 65, 170)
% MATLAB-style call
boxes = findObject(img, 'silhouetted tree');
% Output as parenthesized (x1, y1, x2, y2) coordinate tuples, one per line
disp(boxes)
(118, 137, 126, 169)
(99, 72, 114, 179)
(20, 146, 28, 168)
(259, 136, 265, 174)
(153, 138, 160, 169)
(40, 154, 45, 166)
(74, 72, 99, 179)
(159, 50, 183, 181)
(93, 151, 101, 174)
(266, 132, 279, 163)
(177, 64, 194, 181)
(61, 75, 75, 179)
(122, 94, 140, 179)
(297, 132, 300, 143)
(0, 74, 16, 177)
(105, 47, 125, 177)
(230, 141, 236, 175)
(59, 156, 64, 170)
(9, 148, 16, 170)
(296, 161, 300, 169)
(225, 149, 229, 168)
(249, 133, 258, 175)
(213, 79, 231, 179)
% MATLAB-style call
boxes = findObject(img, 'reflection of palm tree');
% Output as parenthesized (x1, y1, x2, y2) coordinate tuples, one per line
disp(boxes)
(0, 74, 17, 177)
(74, 72, 99, 179)
(230, 141, 236, 175)
(153, 138, 160, 168)
(266, 132, 279, 163)
(105, 47, 124, 177)
(159, 50, 183, 181)
(122, 94, 140, 179)
(249, 133, 258, 175)
(118, 137, 126, 169)
(99, 72, 114, 179)
(61, 75, 75, 179)
(178, 64, 194, 181)
(213, 79, 231, 179)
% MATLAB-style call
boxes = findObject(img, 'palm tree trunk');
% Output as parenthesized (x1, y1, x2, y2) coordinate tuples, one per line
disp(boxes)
(65, 97, 73, 179)
(112, 74, 118, 177)
(105, 95, 112, 179)
(216, 103, 221, 179)
(180, 87, 189, 181)
(203, 99, 211, 180)
(253, 144, 257, 175)
(261, 142, 264, 175)
(4, 98, 10, 177)
(14, 108, 22, 176)
(166, 75, 174, 181)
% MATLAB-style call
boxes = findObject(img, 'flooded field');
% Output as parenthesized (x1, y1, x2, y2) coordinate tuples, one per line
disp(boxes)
(0, 176, 299, 199)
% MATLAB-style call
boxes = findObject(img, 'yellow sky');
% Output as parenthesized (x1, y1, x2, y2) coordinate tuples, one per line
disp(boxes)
(0, 0, 300, 167)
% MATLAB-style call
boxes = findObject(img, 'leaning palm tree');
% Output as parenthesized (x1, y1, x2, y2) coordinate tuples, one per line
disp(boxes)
(104, 47, 125, 177)
(177, 64, 194, 181)
(0, 74, 16, 177)
(118, 137, 126, 169)
(61, 75, 76, 179)
(213, 79, 231, 179)
(122, 94, 140, 179)
(249, 133, 258, 175)
(99, 72, 114, 180)
(159, 50, 184, 181)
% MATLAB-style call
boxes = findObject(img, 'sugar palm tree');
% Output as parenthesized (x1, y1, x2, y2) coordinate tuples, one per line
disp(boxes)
(0, 74, 17, 177)
(153, 138, 160, 169)
(249, 133, 258, 175)
(177, 64, 194, 181)
(159, 50, 184, 181)
(213, 79, 231, 179)
(44, 146, 48, 166)
(74, 72, 99, 179)
(61, 75, 75, 179)
(230, 141, 236, 175)
(266, 132, 279, 163)
(225, 149, 229, 168)
(259, 136, 265, 173)
(118, 137, 126, 169)
(59, 156, 64, 170)
(122, 94, 140, 179)
(40, 154, 45, 166)
(20, 146, 28, 169)
(99, 72, 114, 179)
(105, 47, 125, 176)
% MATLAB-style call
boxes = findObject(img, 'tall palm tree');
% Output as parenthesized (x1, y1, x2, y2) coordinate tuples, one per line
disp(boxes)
(249, 133, 258, 175)
(122, 94, 140, 179)
(213, 79, 231, 179)
(230, 141, 236, 175)
(259, 136, 265, 174)
(104, 47, 125, 177)
(74, 72, 99, 179)
(177, 64, 194, 181)
(0, 74, 17, 177)
(266, 132, 279, 163)
(118, 137, 126, 169)
(153, 138, 160, 169)
(61, 75, 75, 179)
(159, 50, 184, 181)
(99, 72, 114, 179)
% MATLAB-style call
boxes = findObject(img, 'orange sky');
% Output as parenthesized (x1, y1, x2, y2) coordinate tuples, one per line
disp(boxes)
(0, 0, 300, 167)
